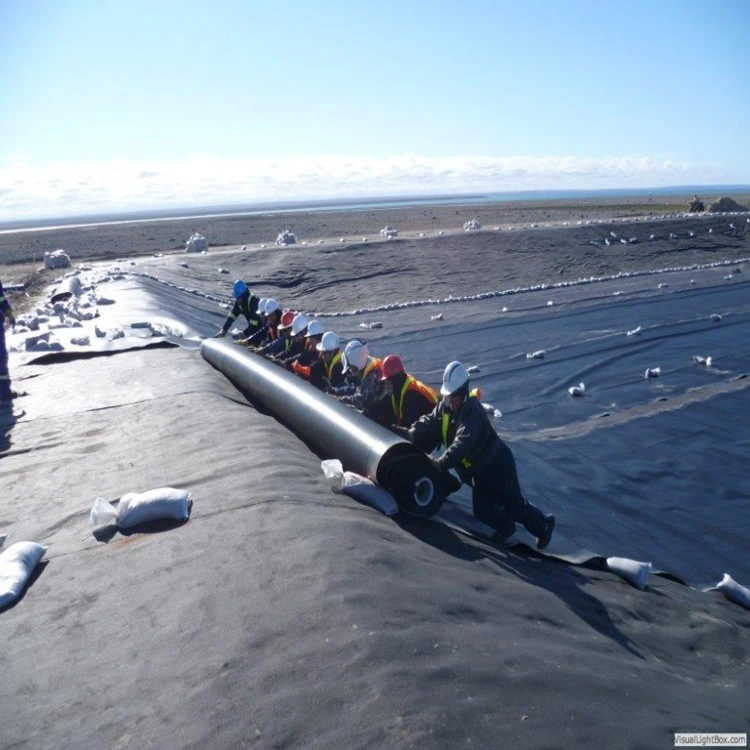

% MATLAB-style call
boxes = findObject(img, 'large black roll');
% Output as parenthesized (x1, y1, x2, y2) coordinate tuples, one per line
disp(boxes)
(50, 275, 82, 303)
(201, 338, 445, 517)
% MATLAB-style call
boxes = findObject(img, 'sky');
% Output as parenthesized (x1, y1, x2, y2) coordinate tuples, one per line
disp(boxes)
(1, 0, 749, 221)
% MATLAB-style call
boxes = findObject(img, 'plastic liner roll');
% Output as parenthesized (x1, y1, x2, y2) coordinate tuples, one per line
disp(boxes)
(201, 338, 446, 517)
(50, 275, 82, 303)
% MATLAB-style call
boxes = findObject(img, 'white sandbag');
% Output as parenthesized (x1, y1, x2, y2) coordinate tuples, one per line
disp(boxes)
(340, 472, 399, 516)
(320, 460, 399, 516)
(185, 232, 208, 252)
(321, 459, 345, 490)
(606, 556, 652, 590)
(43, 249, 71, 269)
(0, 541, 47, 609)
(89, 496, 119, 527)
(716, 573, 750, 609)
(89, 487, 192, 529)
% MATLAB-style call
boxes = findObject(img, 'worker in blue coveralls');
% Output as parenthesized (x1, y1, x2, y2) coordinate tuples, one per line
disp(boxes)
(215, 279, 261, 339)
(1, 279, 18, 405)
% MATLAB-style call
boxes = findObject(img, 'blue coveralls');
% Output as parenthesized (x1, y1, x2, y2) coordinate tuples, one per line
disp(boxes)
(0, 280, 14, 401)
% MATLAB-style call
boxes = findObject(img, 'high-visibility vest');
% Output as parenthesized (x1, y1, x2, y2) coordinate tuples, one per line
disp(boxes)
(362, 357, 382, 379)
(391, 375, 439, 425)
(326, 350, 343, 380)
(227, 293, 259, 327)
(441, 389, 481, 468)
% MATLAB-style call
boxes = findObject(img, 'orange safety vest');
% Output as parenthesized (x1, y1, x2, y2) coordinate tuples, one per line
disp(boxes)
(362, 357, 382, 379)
(391, 375, 439, 425)
(441, 388, 482, 468)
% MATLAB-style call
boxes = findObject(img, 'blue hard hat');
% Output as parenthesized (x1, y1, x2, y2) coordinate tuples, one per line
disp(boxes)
(233, 279, 249, 298)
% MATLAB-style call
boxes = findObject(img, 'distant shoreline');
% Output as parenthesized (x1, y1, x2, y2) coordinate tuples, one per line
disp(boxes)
(1, 190, 748, 308)
(2, 184, 749, 233)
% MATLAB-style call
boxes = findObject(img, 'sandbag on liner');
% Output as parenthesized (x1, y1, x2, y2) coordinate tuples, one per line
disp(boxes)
(606, 556, 652, 590)
(715, 573, 750, 610)
(89, 487, 192, 530)
(0, 542, 47, 609)
(321, 460, 399, 516)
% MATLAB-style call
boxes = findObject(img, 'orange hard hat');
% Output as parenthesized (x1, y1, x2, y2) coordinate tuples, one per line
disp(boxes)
(381, 354, 405, 380)
(278, 310, 295, 329)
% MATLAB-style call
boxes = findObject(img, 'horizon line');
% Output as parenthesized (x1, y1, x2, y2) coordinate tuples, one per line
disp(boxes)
(1, 183, 749, 234)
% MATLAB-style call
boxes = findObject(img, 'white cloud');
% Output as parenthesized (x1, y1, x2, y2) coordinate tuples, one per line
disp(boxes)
(0, 153, 721, 222)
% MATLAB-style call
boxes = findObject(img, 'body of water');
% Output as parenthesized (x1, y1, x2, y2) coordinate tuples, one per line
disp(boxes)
(1, 185, 748, 235)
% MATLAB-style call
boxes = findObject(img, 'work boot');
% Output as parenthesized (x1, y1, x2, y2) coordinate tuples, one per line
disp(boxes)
(536, 514, 555, 550)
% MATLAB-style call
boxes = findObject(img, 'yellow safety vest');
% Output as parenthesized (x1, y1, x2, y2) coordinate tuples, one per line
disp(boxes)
(441, 389, 481, 468)
(326, 350, 343, 380)
(391, 375, 439, 425)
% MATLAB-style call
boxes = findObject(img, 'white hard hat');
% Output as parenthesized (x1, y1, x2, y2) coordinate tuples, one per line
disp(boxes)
(316, 331, 340, 352)
(291, 313, 309, 336)
(343, 339, 369, 373)
(257, 298, 268, 315)
(440, 360, 469, 396)
(305, 319, 324, 338)
(265, 298, 280, 315)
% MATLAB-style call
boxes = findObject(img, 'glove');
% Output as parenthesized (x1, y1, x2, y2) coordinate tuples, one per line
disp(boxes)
(237, 338, 249, 347)
(391, 424, 411, 439)
(214, 330, 226, 338)
(432, 462, 462, 495)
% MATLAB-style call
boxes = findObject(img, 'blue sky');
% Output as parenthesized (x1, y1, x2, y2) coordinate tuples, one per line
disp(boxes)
(1, 0, 748, 220)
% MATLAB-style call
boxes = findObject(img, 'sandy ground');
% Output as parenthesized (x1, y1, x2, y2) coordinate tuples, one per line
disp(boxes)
(1, 197, 749, 749)
(2, 193, 748, 318)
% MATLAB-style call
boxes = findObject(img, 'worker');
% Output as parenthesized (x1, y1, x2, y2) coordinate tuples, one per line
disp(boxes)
(288, 319, 324, 374)
(1, 278, 18, 405)
(380, 354, 439, 430)
(302, 319, 325, 356)
(291, 327, 344, 390)
(317, 331, 346, 390)
(407, 361, 555, 548)
(257, 309, 295, 357)
(240, 298, 282, 348)
(272, 313, 308, 365)
(215, 279, 261, 339)
(331, 340, 391, 425)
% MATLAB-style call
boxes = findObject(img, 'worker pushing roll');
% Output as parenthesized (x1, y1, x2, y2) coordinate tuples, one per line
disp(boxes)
(256, 309, 296, 357)
(240, 298, 282, 348)
(292, 330, 346, 391)
(288, 319, 324, 378)
(273, 314, 309, 365)
(406, 360, 555, 549)
(330, 340, 391, 426)
(379, 354, 439, 430)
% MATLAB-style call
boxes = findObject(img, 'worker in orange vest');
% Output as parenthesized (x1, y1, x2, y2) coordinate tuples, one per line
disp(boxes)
(379, 354, 439, 430)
